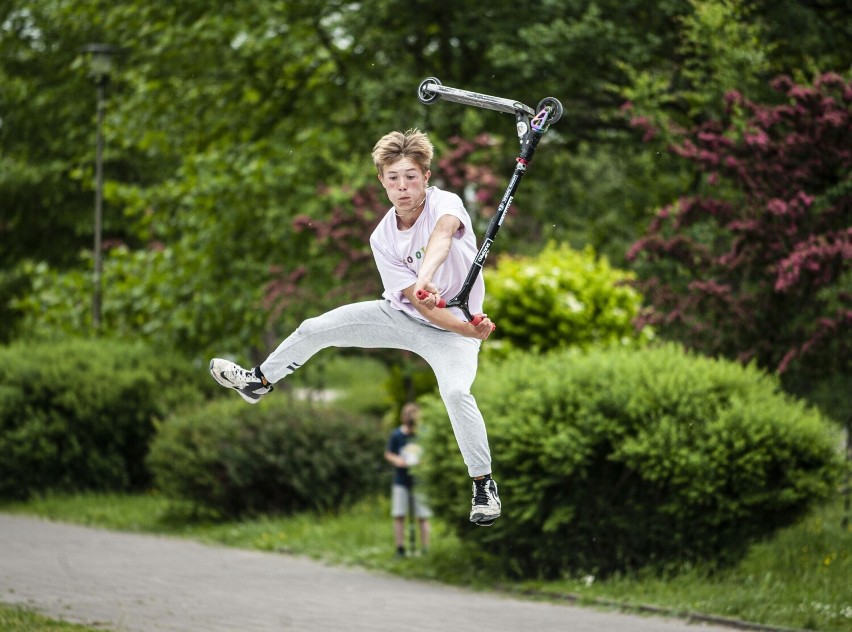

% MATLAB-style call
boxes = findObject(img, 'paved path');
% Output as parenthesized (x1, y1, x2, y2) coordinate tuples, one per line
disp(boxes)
(0, 514, 734, 632)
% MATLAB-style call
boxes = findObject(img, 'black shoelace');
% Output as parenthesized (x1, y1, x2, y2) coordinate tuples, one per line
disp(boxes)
(474, 480, 491, 506)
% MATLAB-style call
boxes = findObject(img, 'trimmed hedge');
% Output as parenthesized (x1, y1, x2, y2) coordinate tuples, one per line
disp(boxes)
(0, 338, 212, 499)
(147, 396, 385, 518)
(418, 343, 843, 577)
(485, 242, 650, 353)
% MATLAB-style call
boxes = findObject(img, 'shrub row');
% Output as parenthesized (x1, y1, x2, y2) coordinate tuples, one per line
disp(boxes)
(0, 338, 213, 499)
(418, 343, 843, 577)
(147, 395, 386, 518)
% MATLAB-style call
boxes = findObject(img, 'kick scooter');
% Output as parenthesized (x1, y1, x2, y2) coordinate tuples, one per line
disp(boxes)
(414, 77, 563, 324)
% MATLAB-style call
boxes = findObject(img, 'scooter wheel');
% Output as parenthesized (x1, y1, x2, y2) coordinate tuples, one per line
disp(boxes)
(417, 77, 442, 105)
(536, 97, 563, 125)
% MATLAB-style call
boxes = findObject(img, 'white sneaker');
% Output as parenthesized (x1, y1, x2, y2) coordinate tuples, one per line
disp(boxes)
(209, 358, 273, 404)
(470, 477, 501, 526)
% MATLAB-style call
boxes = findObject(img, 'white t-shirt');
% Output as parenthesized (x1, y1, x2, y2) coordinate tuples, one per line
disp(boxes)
(370, 186, 484, 325)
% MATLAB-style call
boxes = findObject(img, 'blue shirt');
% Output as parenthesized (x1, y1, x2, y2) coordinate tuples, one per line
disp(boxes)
(387, 427, 418, 487)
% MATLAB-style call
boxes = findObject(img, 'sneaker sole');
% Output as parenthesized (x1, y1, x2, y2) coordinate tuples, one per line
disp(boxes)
(209, 361, 263, 405)
(234, 388, 263, 405)
(470, 511, 500, 526)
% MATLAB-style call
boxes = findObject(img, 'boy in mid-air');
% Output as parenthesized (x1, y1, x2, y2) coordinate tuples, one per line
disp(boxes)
(210, 129, 501, 526)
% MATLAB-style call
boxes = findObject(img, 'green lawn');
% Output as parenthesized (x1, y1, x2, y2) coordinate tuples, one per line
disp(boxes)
(2, 491, 850, 631)
(526, 496, 852, 631)
(0, 603, 106, 632)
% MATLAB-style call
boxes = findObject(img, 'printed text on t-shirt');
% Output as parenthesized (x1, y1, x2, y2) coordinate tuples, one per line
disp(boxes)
(406, 246, 427, 265)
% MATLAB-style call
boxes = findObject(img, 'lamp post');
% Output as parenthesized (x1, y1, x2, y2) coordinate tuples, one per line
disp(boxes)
(81, 43, 120, 330)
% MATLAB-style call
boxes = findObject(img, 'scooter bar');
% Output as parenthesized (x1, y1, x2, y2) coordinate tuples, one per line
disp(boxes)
(417, 77, 536, 117)
(415, 78, 563, 327)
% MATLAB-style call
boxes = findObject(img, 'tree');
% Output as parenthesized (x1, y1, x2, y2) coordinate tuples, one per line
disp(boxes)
(0, 3, 129, 342)
(628, 73, 851, 421)
(613, 0, 851, 264)
(3, 0, 849, 359)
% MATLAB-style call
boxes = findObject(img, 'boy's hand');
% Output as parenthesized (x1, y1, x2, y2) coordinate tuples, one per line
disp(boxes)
(414, 281, 443, 310)
(468, 315, 496, 340)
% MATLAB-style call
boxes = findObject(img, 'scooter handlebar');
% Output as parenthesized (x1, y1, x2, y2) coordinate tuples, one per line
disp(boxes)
(415, 290, 491, 328)
(417, 77, 536, 117)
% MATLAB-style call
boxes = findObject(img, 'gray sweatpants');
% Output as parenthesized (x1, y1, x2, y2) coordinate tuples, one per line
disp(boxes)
(260, 300, 492, 477)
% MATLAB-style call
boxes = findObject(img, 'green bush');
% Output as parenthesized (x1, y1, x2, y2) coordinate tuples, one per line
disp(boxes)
(418, 344, 843, 578)
(485, 242, 650, 353)
(0, 338, 212, 500)
(147, 396, 385, 518)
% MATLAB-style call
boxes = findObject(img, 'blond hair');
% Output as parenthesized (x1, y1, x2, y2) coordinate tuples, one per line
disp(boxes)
(400, 402, 420, 425)
(372, 129, 434, 176)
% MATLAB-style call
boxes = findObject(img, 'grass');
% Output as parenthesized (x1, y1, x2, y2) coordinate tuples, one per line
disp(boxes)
(2, 491, 850, 631)
(521, 495, 852, 631)
(0, 603, 107, 631)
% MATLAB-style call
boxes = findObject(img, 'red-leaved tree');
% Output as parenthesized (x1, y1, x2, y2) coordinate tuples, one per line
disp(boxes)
(628, 73, 851, 420)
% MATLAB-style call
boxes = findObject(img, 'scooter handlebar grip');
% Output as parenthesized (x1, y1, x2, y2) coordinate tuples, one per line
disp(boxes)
(470, 314, 497, 332)
(415, 289, 446, 308)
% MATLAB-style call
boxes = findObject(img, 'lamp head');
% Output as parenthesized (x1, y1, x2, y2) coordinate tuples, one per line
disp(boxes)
(81, 43, 121, 85)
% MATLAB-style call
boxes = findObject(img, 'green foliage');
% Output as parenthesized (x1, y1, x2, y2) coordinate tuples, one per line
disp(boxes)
(0, 266, 30, 344)
(418, 344, 843, 578)
(285, 353, 393, 417)
(619, 0, 848, 142)
(381, 355, 439, 419)
(0, 338, 211, 500)
(628, 74, 852, 425)
(485, 242, 650, 353)
(147, 396, 385, 519)
(530, 141, 693, 266)
(13, 245, 268, 360)
(548, 496, 852, 631)
(678, 0, 775, 117)
(2, 0, 849, 360)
